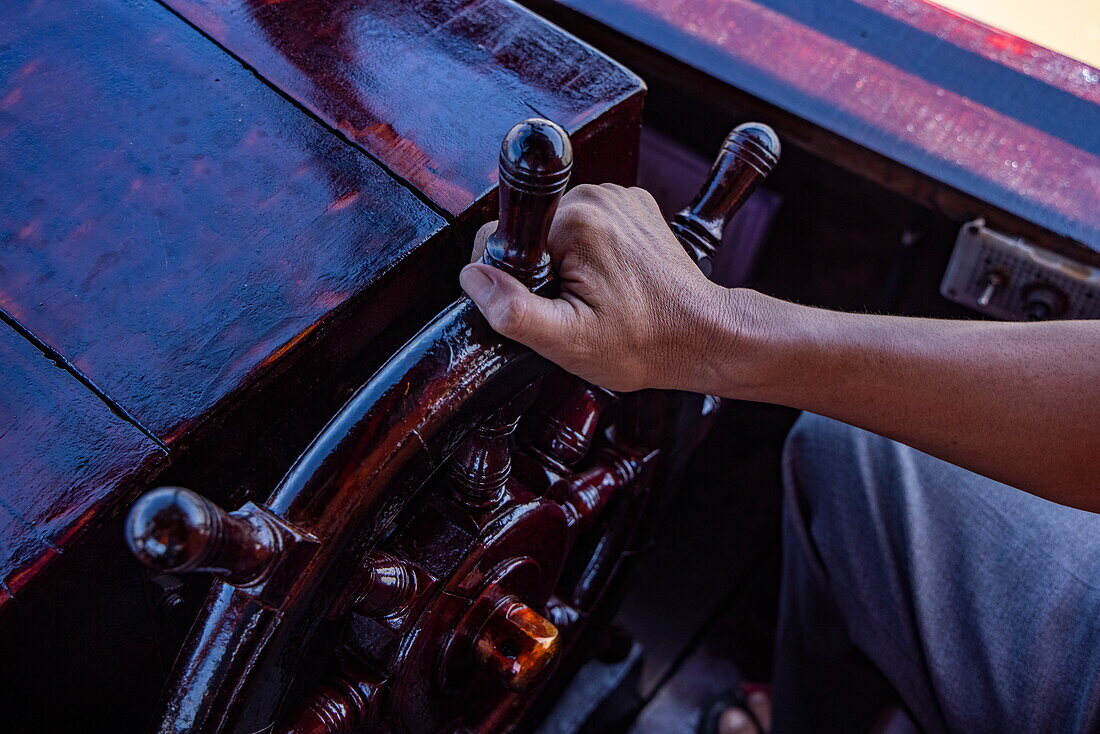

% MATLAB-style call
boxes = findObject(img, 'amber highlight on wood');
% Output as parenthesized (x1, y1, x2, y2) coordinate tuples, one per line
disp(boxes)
(671, 122, 781, 274)
(483, 118, 573, 288)
(474, 598, 561, 693)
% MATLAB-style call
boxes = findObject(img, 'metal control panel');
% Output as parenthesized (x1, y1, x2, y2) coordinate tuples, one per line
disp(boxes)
(940, 220, 1100, 321)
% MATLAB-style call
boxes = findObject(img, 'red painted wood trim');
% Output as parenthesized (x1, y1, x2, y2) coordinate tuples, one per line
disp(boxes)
(537, 0, 1100, 250)
(851, 0, 1099, 102)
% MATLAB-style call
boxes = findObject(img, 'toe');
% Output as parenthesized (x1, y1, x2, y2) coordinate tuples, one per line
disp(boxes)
(717, 707, 759, 734)
(747, 691, 772, 731)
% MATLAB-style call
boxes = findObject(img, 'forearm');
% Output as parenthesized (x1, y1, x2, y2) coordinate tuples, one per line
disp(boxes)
(461, 184, 1099, 507)
(695, 288, 1100, 510)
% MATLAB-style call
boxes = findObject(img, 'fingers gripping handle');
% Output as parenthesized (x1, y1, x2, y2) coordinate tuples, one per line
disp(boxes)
(483, 118, 573, 289)
(671, 122, 781, 276)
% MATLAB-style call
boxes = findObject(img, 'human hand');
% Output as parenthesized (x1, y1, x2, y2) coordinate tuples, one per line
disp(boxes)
(459, 183, 737, 392)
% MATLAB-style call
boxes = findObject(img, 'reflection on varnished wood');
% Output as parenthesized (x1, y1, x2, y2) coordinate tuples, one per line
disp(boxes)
(0, 329, 166, 606)
(524, 0, 1100, 251)
(167, 0, 643, 214)
(0, 0, 447, 445)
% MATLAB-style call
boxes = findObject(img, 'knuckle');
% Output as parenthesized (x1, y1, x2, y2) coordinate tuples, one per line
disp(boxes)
(555, 202, 599, 234)
(629, 186, 658, 207)
(568, 183, 602, 200)
(568, 184, 615, 208)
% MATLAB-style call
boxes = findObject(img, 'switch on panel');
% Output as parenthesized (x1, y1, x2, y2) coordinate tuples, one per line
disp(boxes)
(940, 220, 1100, 321)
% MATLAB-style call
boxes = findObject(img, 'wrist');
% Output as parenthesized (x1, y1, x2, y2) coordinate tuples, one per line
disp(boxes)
(648, 283, 756, 394)
(675, 286, 793, 399)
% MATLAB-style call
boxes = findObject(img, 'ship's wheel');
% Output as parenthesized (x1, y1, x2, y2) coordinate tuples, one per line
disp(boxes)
(125, 118, 779, 734)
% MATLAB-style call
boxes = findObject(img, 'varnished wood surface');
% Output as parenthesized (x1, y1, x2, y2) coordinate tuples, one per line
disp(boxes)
(0, 0, 448, 446)
(0, 325, 167, 603)
(524, 0, 1100, 252)
(0, 0, 643, 609)
(165, 0, 644, 217)
(146, 118, 578, 727)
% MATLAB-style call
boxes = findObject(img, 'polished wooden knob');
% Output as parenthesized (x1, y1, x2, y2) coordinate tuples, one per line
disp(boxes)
(125, 486, 279, 585)
(448, 413, 520, 508)
(353, 553, 419, 618)
(482, 118, 573, 288)
(474, 599, 560, 693)
(523, 378, 615, 476)
(549, 447, 652, 532)
(671, 121, 781, 275)
(275, 651, 377, 734)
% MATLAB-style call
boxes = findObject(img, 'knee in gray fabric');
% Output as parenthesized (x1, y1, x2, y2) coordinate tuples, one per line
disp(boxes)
(783, 412, 865, 473)
(781, 412, 885, 518)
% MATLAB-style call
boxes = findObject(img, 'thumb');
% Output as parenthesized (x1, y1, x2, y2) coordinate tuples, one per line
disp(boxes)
(470, 220, 496, 262)
(459, 263, 565, 348)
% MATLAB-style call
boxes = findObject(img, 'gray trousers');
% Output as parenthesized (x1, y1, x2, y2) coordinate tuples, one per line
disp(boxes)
(772, 413, 1100, 733)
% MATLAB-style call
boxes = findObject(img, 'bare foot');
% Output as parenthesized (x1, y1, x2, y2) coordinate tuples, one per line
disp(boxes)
(717, 689, 772, 734)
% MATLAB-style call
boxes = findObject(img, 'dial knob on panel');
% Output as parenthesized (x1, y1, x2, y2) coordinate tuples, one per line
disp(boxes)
(1023, 284, 1067, 321)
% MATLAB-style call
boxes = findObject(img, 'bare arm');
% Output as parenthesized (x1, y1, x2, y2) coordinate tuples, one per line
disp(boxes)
(460, 184, 1100, 511)
(721, 296, 1100, 510)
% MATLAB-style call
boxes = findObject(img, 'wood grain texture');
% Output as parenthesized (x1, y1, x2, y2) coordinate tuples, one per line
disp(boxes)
(527, 0, 1100, 251)
(0, 324, 167, 607)
(163, 0, 644, 217)
(0, 0, 448, 445)
(0, 0, 643, 622)
(132, 113, 669, 726)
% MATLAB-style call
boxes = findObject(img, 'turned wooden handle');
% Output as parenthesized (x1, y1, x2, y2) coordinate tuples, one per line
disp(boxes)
(671, 122, 781, 275)
(482, 118, 573, 289)
(354, 553, 419, 618)
(125, 486, 279, 585)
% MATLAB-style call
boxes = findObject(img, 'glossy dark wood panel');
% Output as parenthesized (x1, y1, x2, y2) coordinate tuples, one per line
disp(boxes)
(524, 0, 1100, 252)
(139, 122, 580, 729)
(0, 324, 166, 609)
(163, 0, 644, 217)
(144, 298, 554, 733)
(0, 0, 448, 445)
(117, 118, 668, 733)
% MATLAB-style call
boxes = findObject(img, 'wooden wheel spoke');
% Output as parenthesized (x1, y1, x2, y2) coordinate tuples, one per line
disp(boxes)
(550, 446, 659, 533)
